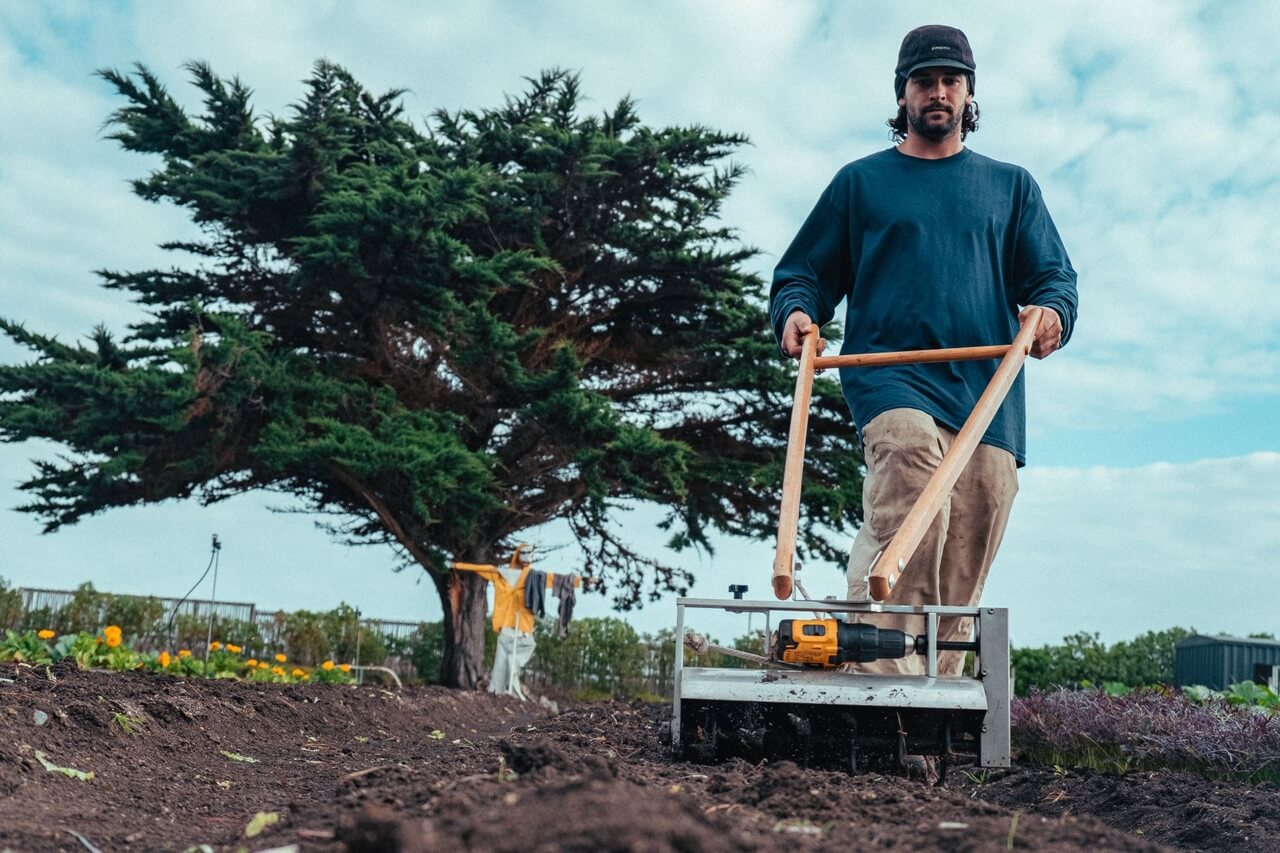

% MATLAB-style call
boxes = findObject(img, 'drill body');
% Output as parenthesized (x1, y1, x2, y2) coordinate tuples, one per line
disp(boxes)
(775, 619, 910, 667)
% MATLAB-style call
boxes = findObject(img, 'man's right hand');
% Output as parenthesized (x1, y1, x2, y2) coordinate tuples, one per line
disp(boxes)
(781, 310, 826, 358)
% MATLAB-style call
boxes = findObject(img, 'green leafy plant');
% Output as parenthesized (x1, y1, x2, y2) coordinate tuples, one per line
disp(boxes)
(1223, 681, 1279, 709)
(0, 629, 55, 663)
(0, 577, 23, 630)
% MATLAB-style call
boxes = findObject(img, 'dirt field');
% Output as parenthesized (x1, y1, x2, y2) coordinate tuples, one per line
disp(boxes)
(1, 661, 1276, 852)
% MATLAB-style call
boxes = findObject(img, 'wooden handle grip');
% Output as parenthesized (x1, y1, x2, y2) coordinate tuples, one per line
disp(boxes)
(772, 328, 818, 599)
(867, 309, 1041, 601)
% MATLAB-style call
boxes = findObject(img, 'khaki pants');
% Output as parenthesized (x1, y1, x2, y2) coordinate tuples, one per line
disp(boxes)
(846, 409, 1018, 677)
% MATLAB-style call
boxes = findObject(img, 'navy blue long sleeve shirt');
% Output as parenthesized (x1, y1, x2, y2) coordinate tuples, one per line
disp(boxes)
(769, 147, 1078, 465)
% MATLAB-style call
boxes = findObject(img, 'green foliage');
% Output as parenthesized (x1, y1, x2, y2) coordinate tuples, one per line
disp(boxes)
(20, 606, 57, 633)
(1183, 681, 1280, 712)
(0, 63, 859, 660)
(406, 621, 453, 682)
(167, 614, 263, 654)
(0, 578, 22, 630)
(529, 617, 648, 697)
(728, 631, 768, 668)
(102, 595, 166, 643)
(1012, 627, 1193, 695)
(318, 603, 388, 666)
(1223, 681, 1278, 708)
(56, 583, 108, 635)
(276, 603, 390, 665)
(282, 610, 330, 665)
(0, 629, 55, 663)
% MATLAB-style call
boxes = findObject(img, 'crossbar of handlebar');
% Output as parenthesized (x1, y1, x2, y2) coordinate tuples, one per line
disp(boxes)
(813, 344, 1009, 370)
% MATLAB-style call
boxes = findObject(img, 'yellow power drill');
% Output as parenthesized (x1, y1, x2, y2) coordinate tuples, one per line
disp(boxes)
(774, 619, 917, 668)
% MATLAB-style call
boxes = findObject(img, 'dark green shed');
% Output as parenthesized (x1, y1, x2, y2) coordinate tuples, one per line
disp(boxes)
(1174, 634, 1280, 690)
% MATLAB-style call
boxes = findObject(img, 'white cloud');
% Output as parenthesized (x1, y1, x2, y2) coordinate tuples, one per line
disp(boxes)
(1, 1, 1277, 642)
(988, 452, 1280, 645)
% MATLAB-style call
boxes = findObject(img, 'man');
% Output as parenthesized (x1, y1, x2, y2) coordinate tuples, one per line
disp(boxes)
(769, 25, 1078, 678)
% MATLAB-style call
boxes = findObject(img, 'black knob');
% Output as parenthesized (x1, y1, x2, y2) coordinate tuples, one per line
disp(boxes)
(728, 584, 748, 600)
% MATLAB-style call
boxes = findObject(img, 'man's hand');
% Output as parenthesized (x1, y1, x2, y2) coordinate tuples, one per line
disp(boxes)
(1019, 305, 1063, 359)
(781, 310, 827, 358)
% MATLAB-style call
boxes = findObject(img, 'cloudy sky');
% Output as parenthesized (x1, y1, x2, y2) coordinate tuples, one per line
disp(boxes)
(1, 1, 1277, 649)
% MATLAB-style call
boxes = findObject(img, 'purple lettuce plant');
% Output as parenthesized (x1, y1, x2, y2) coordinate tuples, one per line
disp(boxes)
(1012, 688, 1280, 783)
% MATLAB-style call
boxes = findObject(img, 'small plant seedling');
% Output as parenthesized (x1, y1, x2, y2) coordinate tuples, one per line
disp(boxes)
(428, 729, 446, 740)
(220, 750, 260, 764)
(113, 713, 145, 735)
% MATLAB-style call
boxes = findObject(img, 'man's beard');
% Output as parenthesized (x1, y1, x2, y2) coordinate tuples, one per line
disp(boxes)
(907, 104, 961, 142)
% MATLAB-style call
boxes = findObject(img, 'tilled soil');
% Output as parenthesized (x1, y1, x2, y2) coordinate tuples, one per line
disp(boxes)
(1, 661, 1276, 852)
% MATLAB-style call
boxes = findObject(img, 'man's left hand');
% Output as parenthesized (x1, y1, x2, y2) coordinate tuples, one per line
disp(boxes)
(1019, 305, 1063, 359)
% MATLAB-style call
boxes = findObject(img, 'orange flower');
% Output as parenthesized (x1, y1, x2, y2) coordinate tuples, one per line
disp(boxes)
(322, 660, 335, 671)
(226, 644, 242, 654)
(37, 629, 55, 640)
(338, 663, 351, 673)
(246, 658, 258, 668)
(257, 661, 270, 670)
(274, 653, 287, 663)
(158, 651, 171, 668)
(104, 625, 123, 648)
(178, 649, 192, 657)
(271, 666, 285, 677)
(208, 641, 222, 651)
(291, 668, 305, 678)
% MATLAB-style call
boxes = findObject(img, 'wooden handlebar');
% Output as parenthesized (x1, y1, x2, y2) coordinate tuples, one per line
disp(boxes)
(771, 309, 1042, 603)
(866, 308, 1041, 600)
(771, 327, 819, 599)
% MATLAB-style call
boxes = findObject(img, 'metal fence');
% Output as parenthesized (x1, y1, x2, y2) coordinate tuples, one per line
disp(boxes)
(7, 586, 678, 695)
(19, 586, 257, 632)
(10, 586, 425, 667)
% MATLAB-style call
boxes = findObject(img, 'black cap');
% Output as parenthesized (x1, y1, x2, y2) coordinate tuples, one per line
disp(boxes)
(895, 25, 975, 97)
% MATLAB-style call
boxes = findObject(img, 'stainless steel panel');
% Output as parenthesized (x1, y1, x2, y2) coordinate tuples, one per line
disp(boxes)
(976, 606, 1011, 768)
(678, 667, 989, 711)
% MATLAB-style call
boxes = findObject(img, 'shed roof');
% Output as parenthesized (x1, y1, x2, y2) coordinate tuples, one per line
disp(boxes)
(1176, 634, 1280, 649)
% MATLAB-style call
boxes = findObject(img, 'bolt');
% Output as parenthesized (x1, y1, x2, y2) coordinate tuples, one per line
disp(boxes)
(981, 725, 988, 732)
(980, 668, 988, 677)
(986, 608, 994, 614)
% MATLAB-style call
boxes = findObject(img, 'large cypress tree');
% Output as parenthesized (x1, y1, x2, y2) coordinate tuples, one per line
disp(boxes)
(0, 63, 860, 687)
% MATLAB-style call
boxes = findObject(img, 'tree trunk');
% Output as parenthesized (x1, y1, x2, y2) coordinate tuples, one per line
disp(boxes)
(436, 568, 490, 689)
